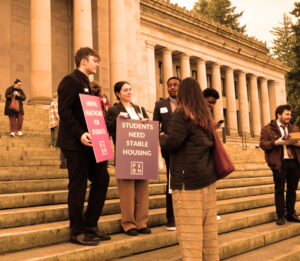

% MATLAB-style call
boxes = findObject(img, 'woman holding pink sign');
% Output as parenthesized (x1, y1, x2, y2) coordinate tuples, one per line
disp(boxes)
(106, 81, 151, 236)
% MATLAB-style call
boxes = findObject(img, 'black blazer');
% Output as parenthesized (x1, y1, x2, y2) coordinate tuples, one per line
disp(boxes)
(57, 69, 92, 151)
(153, 98, 172, 158)
(105, 102, 148, 145)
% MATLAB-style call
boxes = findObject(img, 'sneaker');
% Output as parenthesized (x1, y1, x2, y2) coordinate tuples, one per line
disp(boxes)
(10, 132, 15, 137)
(17, 131, 23, 136)
(166, 220, 176, 231)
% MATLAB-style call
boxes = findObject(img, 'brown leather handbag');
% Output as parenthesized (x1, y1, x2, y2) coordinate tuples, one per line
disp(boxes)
(9, 96, 20, 113)
(212, 128, 235, 179)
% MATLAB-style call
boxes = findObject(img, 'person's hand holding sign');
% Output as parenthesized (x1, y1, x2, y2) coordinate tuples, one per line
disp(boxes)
(81, 132, 93, 147)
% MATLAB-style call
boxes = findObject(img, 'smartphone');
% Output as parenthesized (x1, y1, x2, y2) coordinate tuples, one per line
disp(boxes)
(217, 120, 224, 124)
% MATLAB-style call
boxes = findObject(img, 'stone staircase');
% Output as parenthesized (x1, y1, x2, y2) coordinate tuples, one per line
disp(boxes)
(0, 101, 299, 261)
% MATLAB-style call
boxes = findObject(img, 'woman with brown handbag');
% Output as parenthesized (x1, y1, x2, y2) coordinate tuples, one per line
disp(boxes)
(159, 77, 219, 261)
(4, 79, 26, 137)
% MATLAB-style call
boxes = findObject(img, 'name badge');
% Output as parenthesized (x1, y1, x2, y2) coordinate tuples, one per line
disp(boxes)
(84, 88, 89, 93)
(160, 107, 168, 114)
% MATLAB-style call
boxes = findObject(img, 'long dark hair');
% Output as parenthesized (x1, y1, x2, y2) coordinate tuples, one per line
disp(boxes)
(177, 77, 212, 130)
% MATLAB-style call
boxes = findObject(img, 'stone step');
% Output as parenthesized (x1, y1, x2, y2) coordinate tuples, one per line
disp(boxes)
(0, 174, 275, 194)
(0, 159, 61, 167)
(0, 195, 165, 229)
(224, 236, 300, 261)
(1, 192, 299, 229)
(0, 183, 281, 210)
(0, 183, 165, 209)
(1, 205, 299, 260)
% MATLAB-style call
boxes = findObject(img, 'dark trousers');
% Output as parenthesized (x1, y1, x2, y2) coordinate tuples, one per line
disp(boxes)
(62, 149, 110, 236)
(272, 159, 300, 218)
(50, 127, 58, 146)
(9, 112, 23, 132)
(164, 156, 174, 222)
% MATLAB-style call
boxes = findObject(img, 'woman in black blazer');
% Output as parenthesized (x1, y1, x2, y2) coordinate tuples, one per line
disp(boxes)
(105, 81, 151, 236)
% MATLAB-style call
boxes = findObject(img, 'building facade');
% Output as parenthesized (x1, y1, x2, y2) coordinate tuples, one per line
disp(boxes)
(0, 0, 289, 136)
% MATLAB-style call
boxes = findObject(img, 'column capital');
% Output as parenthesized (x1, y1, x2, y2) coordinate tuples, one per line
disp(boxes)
(196, 58, 206, 64)
(212, 62, 220, 68)
(180, 53, 190, 59)
(162, 47, 173, 55)
(237, 70, 246, 76)
(225, 66, 234, 72)
(145, 40, 156, 49)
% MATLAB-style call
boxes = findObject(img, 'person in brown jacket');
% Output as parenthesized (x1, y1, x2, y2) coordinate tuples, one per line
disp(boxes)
(260, 105, 300, 225)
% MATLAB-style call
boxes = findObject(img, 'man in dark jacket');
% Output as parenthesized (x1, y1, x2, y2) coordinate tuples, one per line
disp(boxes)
(260, 105, 300, 225)
(57, 47, 110, 245)
(153, 76, 180, 231)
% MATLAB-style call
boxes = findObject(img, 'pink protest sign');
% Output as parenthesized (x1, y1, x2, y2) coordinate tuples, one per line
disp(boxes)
(116, 118, 159, 180)
(79, 94, 113, 163)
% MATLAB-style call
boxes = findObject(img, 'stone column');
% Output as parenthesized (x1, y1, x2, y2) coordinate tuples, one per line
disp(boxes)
(269, 80, 280, 120)
(197, 59, 207, 90)
(211, 63, 223, 122)
(162, 48, 173, 98)
(249, 74, 261, 136)
(225, 67, 238, 132)
(260, 78, 271, 127)
(30, 0, 52, 104)
(180, 53, 190, 79)
(110, 0, 127, 103)
(238, 71, 250, 133)
(146, 41, 157, 111)
(74, 0, 93, 51)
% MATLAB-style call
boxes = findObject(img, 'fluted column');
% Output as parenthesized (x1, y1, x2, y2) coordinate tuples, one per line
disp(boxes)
(74, 0, 93, 51)
(146, 41, 157, 111)
(197, 59, 207, 90)
(30, 0, 52, 104)
(249, 75, 261, 136)
(110, 0, 127, 102)
(225, 67, 237, 132)
(211, 63, 223, 122)
(260, 78, 271, 127)
(238, 71, 250, 133)
(268, 81, 277, 120)
(162, 48, 173, 98)
(180, 53, 190, 79)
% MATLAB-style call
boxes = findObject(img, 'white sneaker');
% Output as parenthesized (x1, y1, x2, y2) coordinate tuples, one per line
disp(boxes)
(17, 131, 23, 136)
(10, 132, 15, 137)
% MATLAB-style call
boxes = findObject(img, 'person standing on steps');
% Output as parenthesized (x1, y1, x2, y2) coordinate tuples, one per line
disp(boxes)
(260, 105, 300, 226)
(203, 87, 223, 222)
(160, 78, 219, 261)
(105, 81, 151, 237)
(153, 76, 180, 231)
(4, 79, 26, 137)
(57, 47, 110, 246)
(49, 92, 67, 169)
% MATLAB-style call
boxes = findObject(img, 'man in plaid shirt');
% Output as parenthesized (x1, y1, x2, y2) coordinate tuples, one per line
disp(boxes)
(49, 94, 59, 147)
